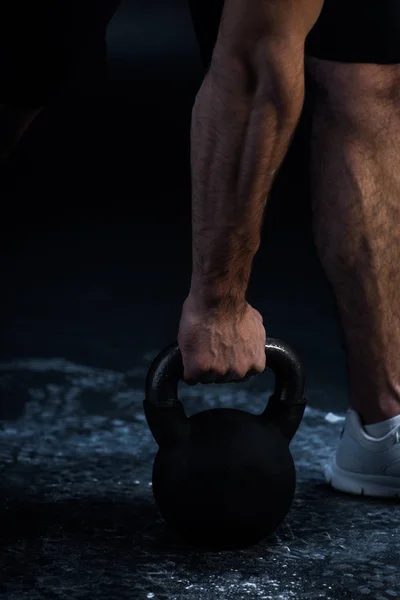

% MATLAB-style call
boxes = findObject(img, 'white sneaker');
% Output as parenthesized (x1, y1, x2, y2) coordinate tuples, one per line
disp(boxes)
(324, 409, 400, 499)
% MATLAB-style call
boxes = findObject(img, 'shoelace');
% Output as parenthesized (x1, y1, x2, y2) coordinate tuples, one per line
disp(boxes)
(396, 427, 400, 444)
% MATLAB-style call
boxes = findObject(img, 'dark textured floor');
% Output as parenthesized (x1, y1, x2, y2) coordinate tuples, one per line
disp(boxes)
(0, 358, 399, 600)
(1, 1, 399, 599)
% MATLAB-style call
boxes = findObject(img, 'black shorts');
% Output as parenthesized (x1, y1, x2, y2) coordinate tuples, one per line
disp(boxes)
(0, 0, 120, 107)
(188, 0, 400, 71)
(306, 0, 400, 64)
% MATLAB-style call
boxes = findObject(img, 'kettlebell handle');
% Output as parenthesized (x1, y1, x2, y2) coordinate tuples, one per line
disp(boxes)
(143, 338, 306, 447)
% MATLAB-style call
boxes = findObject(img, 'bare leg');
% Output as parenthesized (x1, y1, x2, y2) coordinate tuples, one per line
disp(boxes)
(306, 58, 400, 425)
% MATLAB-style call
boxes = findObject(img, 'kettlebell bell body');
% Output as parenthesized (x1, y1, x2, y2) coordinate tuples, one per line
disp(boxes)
(144, 338, 306, 551)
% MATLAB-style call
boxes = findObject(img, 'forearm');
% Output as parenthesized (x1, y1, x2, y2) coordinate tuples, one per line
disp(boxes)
(189, 51, 305, 309)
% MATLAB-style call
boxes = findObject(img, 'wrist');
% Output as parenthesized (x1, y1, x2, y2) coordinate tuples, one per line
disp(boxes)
(188, 280, 247, 313)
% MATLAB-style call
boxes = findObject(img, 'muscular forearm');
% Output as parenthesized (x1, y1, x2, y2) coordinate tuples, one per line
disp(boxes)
(189, 51, 305, 309)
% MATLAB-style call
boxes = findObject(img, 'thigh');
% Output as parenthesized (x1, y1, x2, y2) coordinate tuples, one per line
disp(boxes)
(305, 57, 400, 121)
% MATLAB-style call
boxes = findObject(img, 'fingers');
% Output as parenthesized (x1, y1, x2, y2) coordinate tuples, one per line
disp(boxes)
(186, 370, 241, 385)
(184, 366, 263, 386)
(239, 368, 260, 383)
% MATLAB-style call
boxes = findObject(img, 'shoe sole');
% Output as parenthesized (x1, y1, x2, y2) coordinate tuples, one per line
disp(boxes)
(324, 461, 400, 499)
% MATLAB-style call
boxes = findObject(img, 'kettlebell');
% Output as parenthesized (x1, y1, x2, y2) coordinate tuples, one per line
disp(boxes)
(143, 337, 306, 551)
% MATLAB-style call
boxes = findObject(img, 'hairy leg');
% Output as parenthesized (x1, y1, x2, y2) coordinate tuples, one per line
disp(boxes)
(306, 58, 400, 425)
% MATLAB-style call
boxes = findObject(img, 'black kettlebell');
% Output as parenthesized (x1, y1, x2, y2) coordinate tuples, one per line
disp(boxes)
(143, 338, 306, 551)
